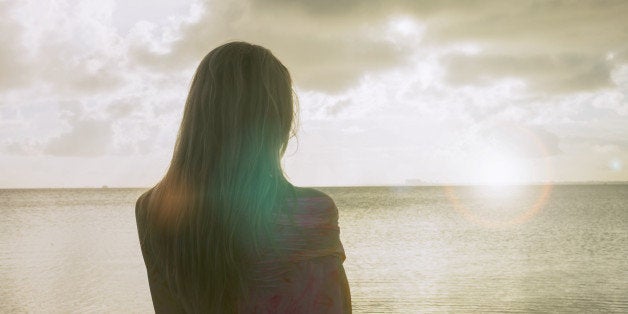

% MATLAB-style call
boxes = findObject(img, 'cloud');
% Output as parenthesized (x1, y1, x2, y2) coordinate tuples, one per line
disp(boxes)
(443, 54, 614, 93)
(0, 100, 115, 157)
(44, 116, 113, 157)
(420, 1, 628, 94)
(592, 144, 621, 154)
(2, 0, 628, 186)
(324, 98, 352, 116)
(4, 0, 627, 96)
(0, 1, 127, 96)
(0, 1, 31, 91)
(463, 122, 562, 160)
(128, 0, 414, 91)
(420, 1, 628, 57)
(0, 139, 42, 155)
(105, 97, 141, 119)
(125, 0, 628, 95)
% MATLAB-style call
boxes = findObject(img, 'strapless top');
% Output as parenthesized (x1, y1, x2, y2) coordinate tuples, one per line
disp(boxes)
(135, 189, 351, 313)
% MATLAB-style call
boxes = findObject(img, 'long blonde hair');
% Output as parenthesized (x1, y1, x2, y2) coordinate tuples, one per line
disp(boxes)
(144, 42, 296, 312)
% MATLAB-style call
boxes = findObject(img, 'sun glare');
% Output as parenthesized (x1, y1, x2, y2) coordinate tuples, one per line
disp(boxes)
(474, 150, 527, 186)
(388, 16, 424, 37)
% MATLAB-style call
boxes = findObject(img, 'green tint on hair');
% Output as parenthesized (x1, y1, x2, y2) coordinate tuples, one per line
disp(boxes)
(145, 42, 297, 313)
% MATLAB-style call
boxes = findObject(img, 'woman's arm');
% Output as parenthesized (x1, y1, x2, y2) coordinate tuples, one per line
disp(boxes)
(135, 192, 185, 313)
(338, 258, 352, 314)
(295, 190, 352, 313)
(289, 255, 352, 313)
(143, 258, 185, 313)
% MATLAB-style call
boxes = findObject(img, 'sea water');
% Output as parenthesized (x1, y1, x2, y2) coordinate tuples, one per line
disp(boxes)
(1, 185, 627, 313)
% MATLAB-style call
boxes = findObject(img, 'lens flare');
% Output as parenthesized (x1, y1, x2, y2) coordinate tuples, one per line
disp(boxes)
(609, 158, 622, 171)
(445, 125, 553, 228)
(445, 184, 553, 228)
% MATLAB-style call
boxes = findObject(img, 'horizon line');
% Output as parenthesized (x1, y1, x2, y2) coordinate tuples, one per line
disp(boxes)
(2, 180, 628, 190)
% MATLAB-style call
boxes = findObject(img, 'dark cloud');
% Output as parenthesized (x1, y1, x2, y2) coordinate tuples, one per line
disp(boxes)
(127, 0, 628, 93)
(252, 0, 384, 16)
(443, 54, 614, 93)
(417, 0, 628, 93)
(129, 0, 411, 91)
(3, 0, 626, 95)
(129, 0, 628, 94)
(421, 1, 628, 55)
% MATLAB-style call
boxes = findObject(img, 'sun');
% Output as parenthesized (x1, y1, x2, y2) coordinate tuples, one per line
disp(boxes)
(474, 150, 527, 186)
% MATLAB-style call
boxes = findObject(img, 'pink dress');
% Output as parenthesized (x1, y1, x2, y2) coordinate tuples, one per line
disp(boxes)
(135, 189, 351, 313)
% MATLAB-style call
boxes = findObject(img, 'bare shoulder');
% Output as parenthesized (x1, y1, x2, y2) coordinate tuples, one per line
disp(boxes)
(292, 186, 338, 216)
(135, 189, 153, 218)
(294, 186, 334, 202)
(293, 186, 326, 197)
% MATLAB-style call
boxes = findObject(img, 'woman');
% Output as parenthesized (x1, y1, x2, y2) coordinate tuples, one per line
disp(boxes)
(135, 42, 351, 313)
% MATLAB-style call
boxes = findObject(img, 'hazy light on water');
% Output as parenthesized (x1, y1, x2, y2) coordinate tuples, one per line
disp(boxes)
(444, 123, 557, 228)
(3, 187, 628, 312)
(444, 184, 553, 229)
(477, 184, 524, 197)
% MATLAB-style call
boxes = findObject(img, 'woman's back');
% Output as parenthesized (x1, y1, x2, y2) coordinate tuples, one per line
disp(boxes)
(134, 41, 350, 313)
(136, 186, 351, 313)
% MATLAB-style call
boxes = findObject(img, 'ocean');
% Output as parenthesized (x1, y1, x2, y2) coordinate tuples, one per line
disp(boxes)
(1, 185, 626, 313)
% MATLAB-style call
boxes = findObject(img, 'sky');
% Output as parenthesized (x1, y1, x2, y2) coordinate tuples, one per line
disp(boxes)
(1, 0, 627, 188)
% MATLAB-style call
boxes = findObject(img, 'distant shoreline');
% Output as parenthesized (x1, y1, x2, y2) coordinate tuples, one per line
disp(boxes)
(1, 181, 627, 190)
